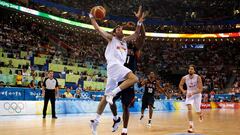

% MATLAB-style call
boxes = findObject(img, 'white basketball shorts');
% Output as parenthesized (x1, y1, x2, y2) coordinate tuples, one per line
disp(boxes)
(185, 93, 202, 112)
(105, 64, 132, 95)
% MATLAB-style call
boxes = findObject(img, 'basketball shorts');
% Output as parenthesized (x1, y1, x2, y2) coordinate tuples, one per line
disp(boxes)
(141, 95, 154, 110)
(185, 93, 202, 112)
(105, 64, 132, 95)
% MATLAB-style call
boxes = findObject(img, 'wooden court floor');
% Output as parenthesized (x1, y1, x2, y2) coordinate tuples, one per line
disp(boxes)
(0, 109, 239, 135)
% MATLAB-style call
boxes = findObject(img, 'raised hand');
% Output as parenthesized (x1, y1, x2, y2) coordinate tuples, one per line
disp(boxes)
(134, 6, 143, 19)
(138, 11, 149, 23)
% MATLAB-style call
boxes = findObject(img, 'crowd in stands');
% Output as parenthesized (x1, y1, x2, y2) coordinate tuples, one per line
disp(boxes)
(138, 40, 240, 102)
(0, 7, 240, 102)
(152, 42, 240, 90)
(6, 0, 240, 34)
(0, 11, 108, 89)
(28, 0, 238, 20)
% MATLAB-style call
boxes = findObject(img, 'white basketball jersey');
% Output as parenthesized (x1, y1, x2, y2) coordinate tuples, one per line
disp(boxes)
(105, 37, 128, 66)
(184, 74, 199, 94)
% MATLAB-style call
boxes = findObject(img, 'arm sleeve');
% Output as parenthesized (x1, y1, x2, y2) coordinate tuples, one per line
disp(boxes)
(43, 78, 47, 87)
(55, 78, 59, 87)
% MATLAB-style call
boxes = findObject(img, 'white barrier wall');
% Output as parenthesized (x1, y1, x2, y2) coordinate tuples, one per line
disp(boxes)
(0, 100, 187, 116)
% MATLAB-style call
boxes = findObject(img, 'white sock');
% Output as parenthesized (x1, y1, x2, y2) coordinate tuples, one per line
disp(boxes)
(189, 121, 194, 126)
(122, 128, 128, 133)
(95, 114, 101, 122)
(113, 115, 119, 121)
(112, 87, 121, 96)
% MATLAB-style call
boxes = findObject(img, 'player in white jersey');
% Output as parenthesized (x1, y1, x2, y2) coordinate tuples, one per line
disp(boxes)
(89, 7, 146, 135)
(179, 65, 204, 133)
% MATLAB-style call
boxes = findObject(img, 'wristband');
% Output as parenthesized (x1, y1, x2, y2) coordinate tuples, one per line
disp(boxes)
(137, 21, 142, 26)
(89, 13, 94, 19)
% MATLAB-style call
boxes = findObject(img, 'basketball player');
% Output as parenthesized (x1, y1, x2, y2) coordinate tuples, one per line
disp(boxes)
(109, 6, 147, 135)
(89, 7, 146, 135)
(140, 72, 166, 127)
(179, 65, 203, 133)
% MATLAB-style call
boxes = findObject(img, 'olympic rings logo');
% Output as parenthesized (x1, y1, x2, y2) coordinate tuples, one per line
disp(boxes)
(3, 102, 24, 113)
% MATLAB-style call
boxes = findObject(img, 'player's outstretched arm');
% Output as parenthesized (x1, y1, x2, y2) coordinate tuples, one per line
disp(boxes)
(134, 6, 147, 50)
(135, 23, 146, 50)
(89, 10, 113, 42)
(123, 9, 146, 42)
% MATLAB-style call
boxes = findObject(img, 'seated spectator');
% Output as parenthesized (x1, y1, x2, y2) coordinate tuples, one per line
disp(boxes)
(7, 60, 14, 68)
(41, 70, 48, 82)
(16, 70, 23, 87)
(30, 70, 37, 80)
(203, 92, 209, 102)
(74, 90, 81, 98)
(75, 84, 83, 91)
(64, 87, 73, 98)
(210, 90, 216, 101)
(22, 63, 30, 70)
(69, 70, 74, 75)
(0, 81, 4, 87)
(22, 68, 30, 86)
(9, 69, 12, 75)
(38, 81, 43, 88)
(228, 89, 235, 95)
(59, 67, 67, 79)
(28, 80, 36, 89)
(32, 65, 39, 71)
(87, 75, 94, 81)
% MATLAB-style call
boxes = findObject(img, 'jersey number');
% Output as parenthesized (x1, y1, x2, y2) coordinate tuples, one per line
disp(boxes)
(148, 88, 153, 93)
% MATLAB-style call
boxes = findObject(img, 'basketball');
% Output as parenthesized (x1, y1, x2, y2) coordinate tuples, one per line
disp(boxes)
(91, 6, 106, 19)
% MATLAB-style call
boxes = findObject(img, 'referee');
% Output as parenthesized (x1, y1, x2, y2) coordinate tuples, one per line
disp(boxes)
(42, 70, 58, 119)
